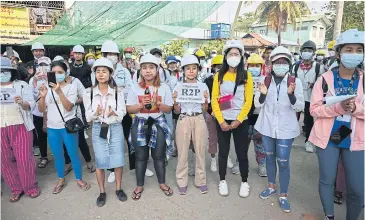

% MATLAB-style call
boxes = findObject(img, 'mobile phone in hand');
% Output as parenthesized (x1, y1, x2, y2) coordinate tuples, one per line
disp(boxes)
(47, 71, 56, 85)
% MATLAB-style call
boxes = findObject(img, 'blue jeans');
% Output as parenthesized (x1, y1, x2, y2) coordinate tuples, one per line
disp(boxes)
(317, 145, 364, 219)
(262, 135, 293, 194)
(47, 128, 82, 180)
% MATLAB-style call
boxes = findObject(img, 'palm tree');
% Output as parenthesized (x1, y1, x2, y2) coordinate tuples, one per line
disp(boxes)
(254, 1, 310, 45)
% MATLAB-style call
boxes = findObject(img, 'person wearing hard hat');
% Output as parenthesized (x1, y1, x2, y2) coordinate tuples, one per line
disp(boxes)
(126, 53, 174, 200)
(122, 47, 139, 80)
(84, 53, 96, 67)
(261, 45, 276, 76)
(165, 56, 181, 90)
(53, 55, 64, 62)
(25, 42, 45, 82)
(255, 46, 304, 213)
(3, 49, 28, 81)
(82, 57, 128, 206)
(207, 50, 218, 72)
(0, 57, 41, 202)
(309, 29, 364, 220)
(293, 40, 325, 153)
(38, 61, 90, 194)
(172, 54, 210, 195)
(150, 48, 171, 85)
(323, 40, 337, 69)
(194, 49, 209, 82)
(211, 40, 253, 198)
(315, 49, 326, 65)
(174, 55, 182, 71)
(70, 45, 92, 89)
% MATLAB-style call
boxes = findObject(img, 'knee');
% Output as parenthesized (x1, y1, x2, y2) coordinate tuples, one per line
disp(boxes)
(265, 151, 275, 162)
(277, 158, 289, 170)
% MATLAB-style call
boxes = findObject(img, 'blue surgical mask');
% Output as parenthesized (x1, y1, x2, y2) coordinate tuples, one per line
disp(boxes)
(248, 67, 261, 77)
(340, 53, 364, 69)
(87, 59, 95, 66)
(125, 53, 132, 59)
(273, 64, 290, 77)
(56, 73, 66, 82)
(0, 71, 12, 83)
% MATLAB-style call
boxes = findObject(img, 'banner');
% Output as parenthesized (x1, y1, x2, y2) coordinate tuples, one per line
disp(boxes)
(0, 7, 30, 44)
(176, 83, 205, 103)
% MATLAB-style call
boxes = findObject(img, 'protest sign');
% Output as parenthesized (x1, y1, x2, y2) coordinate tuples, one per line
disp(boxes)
(0, 88, 16, 104)
(176, 83, 205, 103)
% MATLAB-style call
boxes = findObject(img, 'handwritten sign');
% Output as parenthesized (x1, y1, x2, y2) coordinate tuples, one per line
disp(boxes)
(252, 76, 265, 93)
(0, 88, 16, 104)
(176, 83, 205, 103)
(0, 7, 30, 44)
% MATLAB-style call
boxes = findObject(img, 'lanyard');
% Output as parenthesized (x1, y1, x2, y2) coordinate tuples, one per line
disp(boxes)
(336, 70, 357, 95)
(99, 95, 109, 118)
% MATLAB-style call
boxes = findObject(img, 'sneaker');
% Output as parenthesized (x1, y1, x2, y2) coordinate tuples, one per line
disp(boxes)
(260, 188, 277, 199)
(34, 147, 40, 156)
(279, 197, 291, 213)
(232, 163, 240, 175)
(199, 185, 208, 194)
(227, 157, 234, 169)
(84, 131, 89, 140)
(305, 142, 314, 153)
(239, 182, 250, 198)
(210, 157, 217, 172)
(107, 172, 115, 183)
(178, 186, 187, 195)
(258, 165, 267, 177)
(324, 215, 334, 220)
(145, 168, 154, 177)
(218, 180, 229, 196)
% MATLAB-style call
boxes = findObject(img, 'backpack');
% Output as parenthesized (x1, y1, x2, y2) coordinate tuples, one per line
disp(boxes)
(264, 75, 296, 90)
(293, 62, 321, 79)
(90, 87, 118, 111)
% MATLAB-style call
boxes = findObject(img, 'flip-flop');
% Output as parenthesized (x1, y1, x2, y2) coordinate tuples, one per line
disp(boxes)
(77, 181, 90, 191)
(38, 158, 48, 168)
(64, 166, 73, 176)
(87, 164, 96, 173)
(9, 192, 24, 203)
(132, 189, 143, 201)
(161, 186, 173, 196)
(52, 182, 67, 194)
(29, 190, 41, 199)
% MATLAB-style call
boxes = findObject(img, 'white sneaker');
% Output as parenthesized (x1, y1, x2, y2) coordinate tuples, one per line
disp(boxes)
(145, 168, 154, 177)
(84, 131, 89, 140)
(239, 182, 250, 198)
(305, 142, 314, 153)
(219, 180, 229, 196)
(258, 164, 267, 177)
(227, 157, 234, 169)
(210, 157, 217, 172)
(232, 163, 240, 175)
(107, 172, 115, 183)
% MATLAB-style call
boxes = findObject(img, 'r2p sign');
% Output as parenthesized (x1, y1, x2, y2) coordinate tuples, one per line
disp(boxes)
(176, 83, 205, 103)
(0, 88, 16, 104)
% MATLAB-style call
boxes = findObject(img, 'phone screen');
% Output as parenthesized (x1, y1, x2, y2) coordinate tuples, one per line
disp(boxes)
(47, 71, 57, 85)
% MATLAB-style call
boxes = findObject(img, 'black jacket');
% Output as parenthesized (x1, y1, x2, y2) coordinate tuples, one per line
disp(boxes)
(70, 61, 92, 88)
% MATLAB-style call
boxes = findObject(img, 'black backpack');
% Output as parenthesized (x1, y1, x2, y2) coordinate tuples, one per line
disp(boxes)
(293, 62, 321, 79)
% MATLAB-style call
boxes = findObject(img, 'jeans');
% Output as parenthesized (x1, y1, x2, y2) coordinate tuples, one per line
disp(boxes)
(262, 135, 293, 194)
(317, 145, 364, 219)
(131, 122, 166, 186)
(47, 128, 82, 180)
(64, 129, 91, 164)
(248, 125, 265, 166)
(217, 120, 249, 182)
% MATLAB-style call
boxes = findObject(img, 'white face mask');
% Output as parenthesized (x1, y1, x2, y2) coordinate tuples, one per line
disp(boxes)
(317, 55, 324, 61)
(329, 51, 336, 57)
(107, 55, 118, 65)
(301, 52, 313, 60)
(273, 64, 290, 77)
(227, 56, 241, 68)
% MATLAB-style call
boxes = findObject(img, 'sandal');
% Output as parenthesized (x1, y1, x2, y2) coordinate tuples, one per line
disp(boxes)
(131, 189, 143, 201)
(334, 195, 343, 205)
(161, 186, 173, 196)
(77, 180, 90, 191)
(116, 189, 127, 202)
(52, 181, 67, 194)
(64, 166, 73, 176)
(9, 192, 24, 202)
(29, 190, 41, 198)
(96, 193, 106, 207)
(86, 163, 96, 173)
(38, 158, 48, 168)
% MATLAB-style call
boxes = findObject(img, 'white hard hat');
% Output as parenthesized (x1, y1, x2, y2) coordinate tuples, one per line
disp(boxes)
(53, 55, 64, 62)
(101, 40, 120, 54)
(72, 45, 85, 53)
(3, 50, 20, 59)
(31, 42, 45, 51)
(181, 54, 199, 68)
(334, 29, 364, 50)
(269, 46, 292, 63)
(223, 40, 244, 56)
(38, 56, 52, 65)
(92, 57, 114, 72)
(139, 53, 159, 66)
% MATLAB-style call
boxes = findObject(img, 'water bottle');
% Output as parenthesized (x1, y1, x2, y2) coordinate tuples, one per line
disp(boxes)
(144, 85, 152, 110)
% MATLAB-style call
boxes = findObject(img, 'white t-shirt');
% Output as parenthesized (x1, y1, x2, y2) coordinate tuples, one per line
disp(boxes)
(173, 82, 210, 114)
(70, 77, 86, 121)
(126, 82, 173, 119)
(29, 77, 48, 117)
(45, 82, 78, 129)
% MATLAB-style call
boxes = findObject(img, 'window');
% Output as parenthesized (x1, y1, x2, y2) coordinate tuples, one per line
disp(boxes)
(300, 26, 308, 30)
(260, 29, 266, 34)
(320, 27, 325, 38)
(312, 26, 317, 38)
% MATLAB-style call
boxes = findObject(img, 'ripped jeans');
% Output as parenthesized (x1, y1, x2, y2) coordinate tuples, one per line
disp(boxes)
(262, 135, 294, 194)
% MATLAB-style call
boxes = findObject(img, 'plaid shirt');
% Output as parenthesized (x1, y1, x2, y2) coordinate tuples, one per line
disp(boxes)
(128, 115, 174, 159)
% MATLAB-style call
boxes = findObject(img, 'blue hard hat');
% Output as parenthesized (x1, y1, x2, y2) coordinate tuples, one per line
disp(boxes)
(165, 55, 177, 65)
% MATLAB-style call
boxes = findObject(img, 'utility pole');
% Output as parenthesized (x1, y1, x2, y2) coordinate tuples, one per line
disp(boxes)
(230, 1, 243, 39)
(333, 1, 344, 40)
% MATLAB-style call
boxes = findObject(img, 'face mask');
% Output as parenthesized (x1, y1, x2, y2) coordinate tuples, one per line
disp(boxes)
(168, 67, 177, 72)
(301, 52, 313, 60)
(56, 73, 66, 82)
(211, 54, 217, 58)
(329, 51, 336, 57)
(294, 55, 300, 60)
(125, 53, 132, 59)
(340, 53, 364, 69)
(273, 64, 290, 77)
(317, 55, 324, 61)
(156, 57, 162, 65)
(227, 56, 241, 68)
(87, 59, 95, 66)
(0, 71, 12, 83)
(248, 67, 261, 77)
(107, 55, 118, 65)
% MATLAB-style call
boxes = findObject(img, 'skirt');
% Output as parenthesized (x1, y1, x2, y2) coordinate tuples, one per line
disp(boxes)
(92, 122, 124, 169)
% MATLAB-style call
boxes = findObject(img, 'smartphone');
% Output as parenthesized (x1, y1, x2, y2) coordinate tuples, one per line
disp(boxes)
(6, 47, 14, 57)
(47, 71, 57, 85)
(99, 122, 109, 139)
(330, 125, 352, 145)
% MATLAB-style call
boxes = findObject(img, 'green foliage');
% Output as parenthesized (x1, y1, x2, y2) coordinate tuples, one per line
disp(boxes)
(200, 40, 226, 55)
(160, 39, 189, 58)
(234, 12, 256, 33)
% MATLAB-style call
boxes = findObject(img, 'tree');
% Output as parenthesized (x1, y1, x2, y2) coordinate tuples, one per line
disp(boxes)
(254, 1, 310, 45)
(200, 39, 226, 56)
(323, 1, 364, 41)
(234, 12, 256, 33)
(160, 39, 189, 58)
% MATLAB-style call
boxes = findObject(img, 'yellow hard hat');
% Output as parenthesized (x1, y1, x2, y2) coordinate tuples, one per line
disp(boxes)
(327, 40, 336, 50)
(84, 53, 96, 61)
(195, 49, 206, 58)
(96, 54, 102, 59)
(317, 50, 326, 56)
(247, 53, 264, 64)
(211, 55, 224, 65)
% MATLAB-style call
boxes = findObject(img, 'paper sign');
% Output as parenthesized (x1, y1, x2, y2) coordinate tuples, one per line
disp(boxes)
(252, 76, 265, 92)
(176, 83, 205, 103)
(0, 88, 16, 104)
